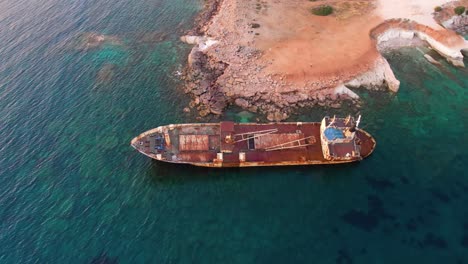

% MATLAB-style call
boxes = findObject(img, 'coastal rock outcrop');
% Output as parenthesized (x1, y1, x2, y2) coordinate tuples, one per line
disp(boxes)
(334, 85, 360, 99)
(424, 54, 442, 65)
(371, 19, 468, 67)
(180, 35, 218, 51)
(180, 0, 468, 120)
(441, 15, 468, 34)
(345, 55, 400, 92)
(433, 0, 468, 35)
(183, 46, 228, 115)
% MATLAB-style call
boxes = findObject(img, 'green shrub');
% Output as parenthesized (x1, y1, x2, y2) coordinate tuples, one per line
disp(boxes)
(250, 23, 260, 29)
(434, 6, 442, 12)
(311, 5, 333, 16)
(454, 6, 465, 15)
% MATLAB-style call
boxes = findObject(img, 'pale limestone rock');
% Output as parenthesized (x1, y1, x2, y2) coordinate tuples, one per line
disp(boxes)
(416, 31, 466, 67)
(334, 84, 359, 99)
(345, 79, 361, 88)
(345, 56, 399, 92)
(180, 35, 218, 51)
(377, 29, 415, 43)
(424, 54, 441, 65)
(374, 26, 468, 68)
(180, 35, 203, 45)
(382, 58, 400, 92)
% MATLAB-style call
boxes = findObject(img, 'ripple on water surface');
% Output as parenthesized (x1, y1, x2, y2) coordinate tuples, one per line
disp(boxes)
(0, 0, 467, 262)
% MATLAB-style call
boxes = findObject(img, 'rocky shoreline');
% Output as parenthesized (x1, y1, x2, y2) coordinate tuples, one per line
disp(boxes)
(186, 0, 223, 36)
(371, 18, 468, 66)
(181, 0, 468, 121)
(433, 0, 468, 35)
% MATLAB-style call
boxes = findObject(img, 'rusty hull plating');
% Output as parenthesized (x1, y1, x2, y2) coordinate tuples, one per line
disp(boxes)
(131, 117, 376, 167)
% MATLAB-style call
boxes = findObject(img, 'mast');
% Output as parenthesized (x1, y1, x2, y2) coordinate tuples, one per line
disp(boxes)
(328, 115, 336, 127)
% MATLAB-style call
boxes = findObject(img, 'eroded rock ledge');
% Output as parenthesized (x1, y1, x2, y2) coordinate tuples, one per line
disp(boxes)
(181, 1, 468, 121)
(371, 19, 468, 67)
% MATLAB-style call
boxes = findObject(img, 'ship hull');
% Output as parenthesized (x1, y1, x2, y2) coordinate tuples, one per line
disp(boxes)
(131, 122, 376, 168)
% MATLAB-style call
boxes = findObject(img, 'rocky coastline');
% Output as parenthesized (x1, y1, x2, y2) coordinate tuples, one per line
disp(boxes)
(181, 0, 468, 121)
(371, 19, 468, 66)
(433, 0, 468, 35)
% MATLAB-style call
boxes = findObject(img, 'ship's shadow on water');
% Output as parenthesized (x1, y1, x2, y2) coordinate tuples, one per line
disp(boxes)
(144, 158, 364, 184)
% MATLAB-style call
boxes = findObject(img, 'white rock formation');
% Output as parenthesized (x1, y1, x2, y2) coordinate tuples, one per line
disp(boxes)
(376, 29, 415, 43)
(334, 84, 360, 99)
(416, 31, 466, 67)
(180, 35, 218, 51)
(346, 56, 400, 92)
(374, 27, 468, 67)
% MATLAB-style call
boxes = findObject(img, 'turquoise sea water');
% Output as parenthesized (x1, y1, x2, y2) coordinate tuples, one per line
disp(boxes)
(0, 0, 467, 263)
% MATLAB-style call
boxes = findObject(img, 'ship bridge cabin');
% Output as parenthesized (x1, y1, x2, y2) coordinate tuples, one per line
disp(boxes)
(320, 116, 362, 161)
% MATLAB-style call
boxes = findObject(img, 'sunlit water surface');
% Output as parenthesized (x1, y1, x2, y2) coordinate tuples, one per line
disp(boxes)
(0, 0, 467, 263)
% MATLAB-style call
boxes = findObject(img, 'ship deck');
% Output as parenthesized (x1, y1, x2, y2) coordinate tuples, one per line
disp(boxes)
(132, 122, 376, 167)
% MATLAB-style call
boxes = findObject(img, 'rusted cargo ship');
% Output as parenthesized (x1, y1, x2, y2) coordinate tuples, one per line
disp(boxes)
(130, 116, 376, 167)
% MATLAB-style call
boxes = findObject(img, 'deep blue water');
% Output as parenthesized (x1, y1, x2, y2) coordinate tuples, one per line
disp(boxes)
(0, 0, 467, 263)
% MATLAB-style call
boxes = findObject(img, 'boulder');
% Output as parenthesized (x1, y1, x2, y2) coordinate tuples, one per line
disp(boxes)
(199, 108, 210, 117)
(234, 98, 250, 108)
(267, 111, 286, 122)
(209, 101, 225, 115)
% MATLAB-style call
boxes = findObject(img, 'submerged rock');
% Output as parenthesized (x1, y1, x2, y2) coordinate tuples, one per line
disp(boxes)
(424, 54, 442, 65)
(96, 64, 116, 84)
(75, 32, 122, 51)
(137, 31, 168, 44)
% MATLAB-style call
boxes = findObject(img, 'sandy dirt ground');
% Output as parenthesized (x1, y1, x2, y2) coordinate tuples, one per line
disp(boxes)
(255, 0, 381, 83)
(204, 0, 385, 91)
(376, 0, 452, 28)
(205, 0, 454, 89)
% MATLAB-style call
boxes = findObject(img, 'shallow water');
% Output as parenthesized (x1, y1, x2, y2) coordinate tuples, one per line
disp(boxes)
(0, 0, 467, 263)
